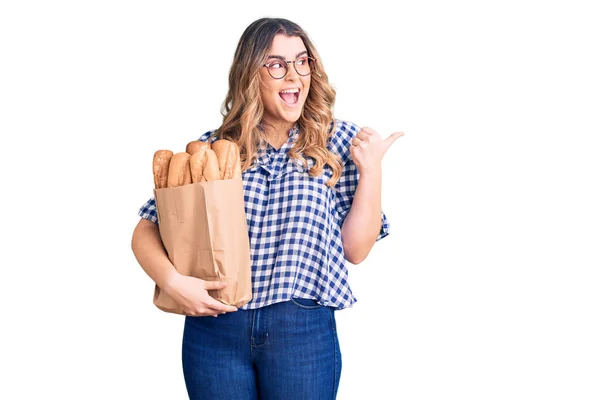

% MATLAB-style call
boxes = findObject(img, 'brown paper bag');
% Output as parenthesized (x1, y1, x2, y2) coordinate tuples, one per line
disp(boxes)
(152, 177, 252, 315)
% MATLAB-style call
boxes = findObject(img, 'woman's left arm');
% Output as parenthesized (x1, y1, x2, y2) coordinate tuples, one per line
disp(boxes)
(341, 127, 403, 264)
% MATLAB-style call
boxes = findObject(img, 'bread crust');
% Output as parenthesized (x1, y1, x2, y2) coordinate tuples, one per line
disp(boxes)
(153, 150, 173, 189)
(154, 139, 239, 189)
(190, 148, 220, 182)
(211, 140, 241, 179)
(186, 140, 210, 155)
(167, 152, 192, 187)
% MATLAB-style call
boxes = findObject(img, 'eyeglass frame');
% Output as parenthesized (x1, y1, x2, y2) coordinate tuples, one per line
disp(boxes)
(262, 56, 317, 80)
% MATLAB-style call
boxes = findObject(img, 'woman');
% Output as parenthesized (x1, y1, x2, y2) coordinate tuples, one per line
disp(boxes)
(132, 17, 402, 400)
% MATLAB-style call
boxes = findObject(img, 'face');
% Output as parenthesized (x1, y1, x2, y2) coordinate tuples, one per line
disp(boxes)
(259, 34, 311, 130)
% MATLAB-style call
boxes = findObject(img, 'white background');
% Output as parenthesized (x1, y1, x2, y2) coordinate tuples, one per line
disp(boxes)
(1, 1, 599, 399)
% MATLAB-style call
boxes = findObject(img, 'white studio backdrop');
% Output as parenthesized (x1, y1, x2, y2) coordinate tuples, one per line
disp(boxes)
(1, 1, 599, 399)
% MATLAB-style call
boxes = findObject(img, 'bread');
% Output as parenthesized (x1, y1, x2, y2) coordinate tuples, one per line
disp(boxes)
(186, 140, 210, 155)
(153, 139, 240, 189)
(153, 150, 173, 189)
(189, 147, 220, 182)
(167, 152, 192, 187)
(233, 154, 241, 179)
(211, 140, 241, 179)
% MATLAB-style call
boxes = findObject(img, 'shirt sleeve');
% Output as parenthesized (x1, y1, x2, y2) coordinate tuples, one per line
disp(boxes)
(136, 130, 218, 225)
(332, 121, 390, 241)
(138, 197, 158, 225)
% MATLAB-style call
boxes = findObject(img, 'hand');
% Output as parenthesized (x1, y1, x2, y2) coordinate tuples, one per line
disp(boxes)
(349, 127, 403, 174)
(165, 273, 238, 317)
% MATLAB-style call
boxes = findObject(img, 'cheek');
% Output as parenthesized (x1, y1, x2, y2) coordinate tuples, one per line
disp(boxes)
(261, 89, 276, 111)
(259, 70, 278, 107)
(303, 81, 311, 101)
(260, 84, 276, 109)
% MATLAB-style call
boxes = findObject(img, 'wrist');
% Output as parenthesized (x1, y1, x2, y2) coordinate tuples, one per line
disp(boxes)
(163, 269, 182, 294)
(359, 165, 382, 178)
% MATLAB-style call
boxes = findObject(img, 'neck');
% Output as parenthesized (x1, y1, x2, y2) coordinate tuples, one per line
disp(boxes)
(261, 119, 294, 140)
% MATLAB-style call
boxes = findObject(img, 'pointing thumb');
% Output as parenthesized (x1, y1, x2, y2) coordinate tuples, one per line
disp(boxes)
(384, 131, 404, 151)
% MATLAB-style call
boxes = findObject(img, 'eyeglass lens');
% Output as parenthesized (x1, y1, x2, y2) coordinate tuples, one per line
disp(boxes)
(268, 58, 313, 79)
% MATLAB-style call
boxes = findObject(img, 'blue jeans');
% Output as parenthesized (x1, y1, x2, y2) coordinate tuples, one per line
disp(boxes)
(182, 298, 342, 399)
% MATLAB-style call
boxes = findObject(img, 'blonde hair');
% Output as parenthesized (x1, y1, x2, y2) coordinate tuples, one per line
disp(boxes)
(216, 18, 343, 187)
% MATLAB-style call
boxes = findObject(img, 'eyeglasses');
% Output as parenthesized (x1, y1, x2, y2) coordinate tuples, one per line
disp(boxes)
(263, 56, 316, 79)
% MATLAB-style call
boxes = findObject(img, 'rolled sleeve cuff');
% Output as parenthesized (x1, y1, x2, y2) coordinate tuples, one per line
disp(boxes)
(138, 197, 159, 225)
(376, 211, 390, 241)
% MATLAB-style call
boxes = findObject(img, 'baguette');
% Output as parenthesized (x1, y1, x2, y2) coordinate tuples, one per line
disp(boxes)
(211, 140, 241, 179)
(233, 154, 241, 179)
(189, 147, 220, 182)
(167, 152, 192, 187)
(186, 140, 210, 155)
(153, 150, 173, 189)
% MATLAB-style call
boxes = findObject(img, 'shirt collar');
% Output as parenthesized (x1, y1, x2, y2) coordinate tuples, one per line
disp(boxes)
(255, 123, 299, 164)
(257, 123, 299, 138)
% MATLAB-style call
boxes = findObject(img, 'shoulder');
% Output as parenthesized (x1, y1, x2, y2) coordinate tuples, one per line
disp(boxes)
(328, 119, 361, 163)
(331, 119, 361, 142)
(197, 129, 219, 144)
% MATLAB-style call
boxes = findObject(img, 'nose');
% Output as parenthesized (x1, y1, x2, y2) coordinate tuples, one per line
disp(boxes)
(285, 61, 300, 81)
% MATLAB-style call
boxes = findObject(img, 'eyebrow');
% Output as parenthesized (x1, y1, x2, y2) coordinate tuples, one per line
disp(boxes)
(267, 51, 308, 60)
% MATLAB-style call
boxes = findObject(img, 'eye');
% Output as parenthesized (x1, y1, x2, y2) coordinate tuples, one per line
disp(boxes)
(296, 58, 309, 65)
(269, 62, 285, 69)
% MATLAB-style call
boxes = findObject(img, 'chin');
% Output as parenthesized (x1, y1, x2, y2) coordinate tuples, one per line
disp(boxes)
(283, 113, 301, 123)
(279, 105, 305, 123)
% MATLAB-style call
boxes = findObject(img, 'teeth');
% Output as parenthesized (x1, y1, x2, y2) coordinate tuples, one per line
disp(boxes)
(280, 88, 299, 94)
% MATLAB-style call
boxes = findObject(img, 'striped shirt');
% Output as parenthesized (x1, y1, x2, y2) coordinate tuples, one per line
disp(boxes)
(138, 119, 390, 309)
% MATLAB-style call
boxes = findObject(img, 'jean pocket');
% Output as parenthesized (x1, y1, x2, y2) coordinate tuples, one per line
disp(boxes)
(290, 297, 324, 310)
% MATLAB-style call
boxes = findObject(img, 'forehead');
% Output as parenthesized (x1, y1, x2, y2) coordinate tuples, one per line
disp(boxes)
(267, 34, 307, 57)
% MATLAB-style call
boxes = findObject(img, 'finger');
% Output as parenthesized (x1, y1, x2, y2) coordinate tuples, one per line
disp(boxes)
(204, 298, 238, 313)
(203, 280, 228, 291)
(184, 307, 217, 317)
(198, 305, 227, 317)
(361, 127, 376, 135)
(383, 131, 404, 150)
(351, 137, 362, 146)
(205, 306, 227, 317)
(356, 131, 370, 141)
(204, 304, 237, 315)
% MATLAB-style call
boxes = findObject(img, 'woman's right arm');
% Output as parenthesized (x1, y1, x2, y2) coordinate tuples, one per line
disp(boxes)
(131, 218, 237, 316)
(131, 218, 178, 291)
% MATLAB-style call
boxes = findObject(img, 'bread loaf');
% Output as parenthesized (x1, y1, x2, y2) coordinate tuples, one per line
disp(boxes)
(153, 139, 240, 188)
(211, 140, 241, 179)
(189, 147, 220, 182)
(167, 152, 192, 187)
(233, 154, 241, 179)
(153, 150, 173, 189)
(186, 140, 210, 155)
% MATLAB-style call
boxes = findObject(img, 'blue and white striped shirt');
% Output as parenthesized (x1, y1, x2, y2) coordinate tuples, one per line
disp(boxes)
(138, 119, 390, 310)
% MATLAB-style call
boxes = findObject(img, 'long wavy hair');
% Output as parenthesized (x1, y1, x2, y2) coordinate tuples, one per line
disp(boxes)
(215, 17, 342, 187)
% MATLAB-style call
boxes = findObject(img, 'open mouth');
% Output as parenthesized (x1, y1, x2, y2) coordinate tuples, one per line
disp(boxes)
(279, 88, 300, 105)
